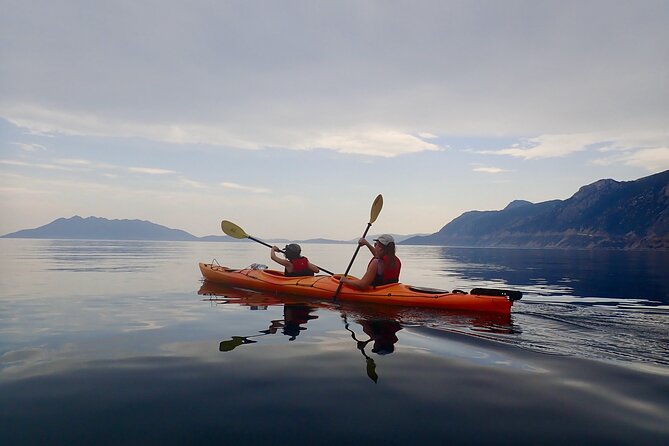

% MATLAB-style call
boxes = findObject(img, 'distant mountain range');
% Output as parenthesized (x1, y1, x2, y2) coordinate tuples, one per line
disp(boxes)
(3, 170, 667, 249)
(1, 216, 202, 241)
(0, 215, 420, 244)
(404, 169, 669, 250)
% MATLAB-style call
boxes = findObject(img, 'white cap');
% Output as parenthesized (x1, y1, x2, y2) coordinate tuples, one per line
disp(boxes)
(373, 234, 395, 246)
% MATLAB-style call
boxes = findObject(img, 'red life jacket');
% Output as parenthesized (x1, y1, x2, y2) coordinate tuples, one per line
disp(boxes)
(369, 255, 401, 286)
(285, 257, 315, 277)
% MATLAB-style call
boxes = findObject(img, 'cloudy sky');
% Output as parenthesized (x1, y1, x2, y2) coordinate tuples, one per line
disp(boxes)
(1, 0, 668, 240)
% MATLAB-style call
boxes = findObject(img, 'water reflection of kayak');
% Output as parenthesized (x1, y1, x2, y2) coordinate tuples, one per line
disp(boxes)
(199, 281, 517, 369)
(198, 262, 522, 314)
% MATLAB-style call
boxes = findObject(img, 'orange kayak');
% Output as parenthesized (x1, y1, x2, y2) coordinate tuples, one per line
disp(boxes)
(199, 263, 522, 314)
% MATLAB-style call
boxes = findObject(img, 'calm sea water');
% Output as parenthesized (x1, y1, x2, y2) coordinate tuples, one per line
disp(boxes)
(1, 239, 668, 445)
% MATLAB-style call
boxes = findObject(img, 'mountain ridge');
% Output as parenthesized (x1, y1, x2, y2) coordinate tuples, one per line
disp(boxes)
(0, 216, 422, 244)
(404, 169, 669, 249)
(3, 170, 667, 249)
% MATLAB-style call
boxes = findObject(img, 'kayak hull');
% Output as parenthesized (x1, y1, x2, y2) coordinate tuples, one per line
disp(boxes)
(199, 263, 520, 314)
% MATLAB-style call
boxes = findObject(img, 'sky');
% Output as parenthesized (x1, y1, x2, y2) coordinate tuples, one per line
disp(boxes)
(1, 0, 668, 240)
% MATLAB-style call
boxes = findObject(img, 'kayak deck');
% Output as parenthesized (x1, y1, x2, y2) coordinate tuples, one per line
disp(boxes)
(198, 263, 521, 314)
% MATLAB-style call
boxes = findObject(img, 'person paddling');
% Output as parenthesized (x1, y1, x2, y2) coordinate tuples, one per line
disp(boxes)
(271, 243, 320, 277)
(339, 234, 401, 290)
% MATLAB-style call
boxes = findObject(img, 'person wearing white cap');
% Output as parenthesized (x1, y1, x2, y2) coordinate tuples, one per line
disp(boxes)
(339, 234, 401, 290)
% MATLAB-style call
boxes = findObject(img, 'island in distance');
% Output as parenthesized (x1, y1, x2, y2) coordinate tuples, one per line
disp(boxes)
(0, 215, 420, 245)
(3, 170, 667, 250)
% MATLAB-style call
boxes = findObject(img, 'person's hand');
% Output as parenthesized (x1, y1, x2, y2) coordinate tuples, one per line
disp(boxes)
(358, 238, 367, 246)
(272, 246, 280, 252)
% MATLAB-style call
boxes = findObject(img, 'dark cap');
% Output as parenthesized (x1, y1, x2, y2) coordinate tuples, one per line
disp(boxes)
(284, 243, 301, 257)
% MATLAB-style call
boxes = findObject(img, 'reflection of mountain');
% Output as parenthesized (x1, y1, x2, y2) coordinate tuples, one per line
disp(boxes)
(405, 170, 669, 250)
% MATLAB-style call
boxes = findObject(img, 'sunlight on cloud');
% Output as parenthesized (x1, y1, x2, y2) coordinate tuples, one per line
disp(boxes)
(12, 142, 46, 152)
(35, 163, 73, 170)
(490, 134, 602, 159)
(0, 160, 30, 166)
(221, 182, 270, 194)
(2, 156, 177, 177)
(2, 105, 258, 149)
(55, 158, 91, 166)
(3, 105, 442, 157)
(0, 186, 45, 194)
(486, 133, 669, 172)
(178, 177, 207, 189)
(5, 106, 109, 137)
(473, 166, 508, 173)
(128, 167, 176, 175)
(593, 147, 669, 171)
(156, 123, 259, 149)
(56, 159, 116, 170)
(1, 159, 73, 171)
(314, 129, 441, 157)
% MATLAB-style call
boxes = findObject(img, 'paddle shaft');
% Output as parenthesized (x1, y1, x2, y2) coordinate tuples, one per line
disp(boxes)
(333, 222, 373, 299)
(221, 220, 335, 275)
(249, 235, 334, 276)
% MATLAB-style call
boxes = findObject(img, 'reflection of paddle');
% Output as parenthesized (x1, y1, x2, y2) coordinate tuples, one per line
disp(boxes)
(219, 335, 263, 352)
(342, 313, 378, 383)
(221, 220, 334, 275)
(218, 325, 281, 352)
(333, 194, 383, 300)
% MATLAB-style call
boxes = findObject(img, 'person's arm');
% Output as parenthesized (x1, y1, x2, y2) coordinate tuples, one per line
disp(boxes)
(270, 246, 293, 272)
(359, 238, 375, 255)
(340, 258, 377, 290)
(308, 261, 320, 274)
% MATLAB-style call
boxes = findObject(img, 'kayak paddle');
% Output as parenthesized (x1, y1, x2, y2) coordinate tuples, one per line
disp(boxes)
(220, 220, 334, 275)
(333, 194, 383, 300)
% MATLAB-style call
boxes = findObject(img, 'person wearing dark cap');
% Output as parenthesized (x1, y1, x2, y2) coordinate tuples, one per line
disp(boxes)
(271, 243, 320, 277)
(339, 234, 401, 289)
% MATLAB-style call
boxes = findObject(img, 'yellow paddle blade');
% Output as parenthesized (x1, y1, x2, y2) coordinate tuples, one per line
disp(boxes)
(369, 194, 383, 224)
(221, 220, 249, 239)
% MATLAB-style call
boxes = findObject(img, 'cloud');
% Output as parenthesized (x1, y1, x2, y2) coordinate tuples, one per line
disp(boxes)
(473, 166, 508, 174)
(221, 182, 270, 194)
(1, 1, 666, 155)
(1, 155, 179, 176)
(55, 158, 92, 166)
(12, 142, 46, 152)
(1, 159, 73, 171)
(312, 129, 440, 157)
(485, 133, 669, 173)
(127, 167, 176, 175)
(0, 160, 30, 167)
(177, 177, 207, 189)
(487, 133, 604, 160)
(593, 147, 669, 172)
(2, 105, 439, 157)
